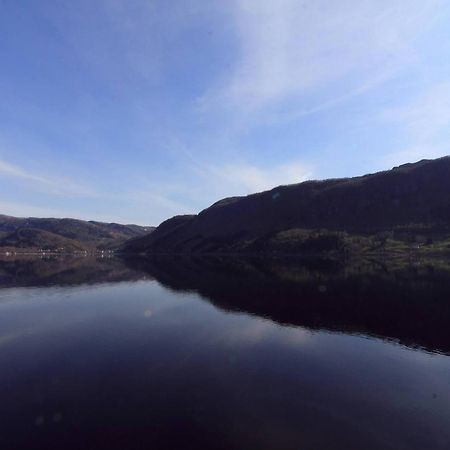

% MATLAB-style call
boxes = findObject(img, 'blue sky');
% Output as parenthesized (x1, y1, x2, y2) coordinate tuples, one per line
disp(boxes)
(1, 0, 450, 225)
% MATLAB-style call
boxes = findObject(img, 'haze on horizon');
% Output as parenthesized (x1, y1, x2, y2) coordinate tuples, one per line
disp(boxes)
(1, 0, 450, 226)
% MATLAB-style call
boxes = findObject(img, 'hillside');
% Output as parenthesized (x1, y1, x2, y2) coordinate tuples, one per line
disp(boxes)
(0, 215, 154, 253)
(123, 156, 450, 254)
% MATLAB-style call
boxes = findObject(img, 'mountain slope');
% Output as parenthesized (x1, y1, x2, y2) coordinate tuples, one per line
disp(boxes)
(123, 156, 450, 254)
(0, 216, 154, 252)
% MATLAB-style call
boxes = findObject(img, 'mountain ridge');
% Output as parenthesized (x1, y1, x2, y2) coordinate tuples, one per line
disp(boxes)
(123, 156, 450, 254)
(0, 215, 154, 252)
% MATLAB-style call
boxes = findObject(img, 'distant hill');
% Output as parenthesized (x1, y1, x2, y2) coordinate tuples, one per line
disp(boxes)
(123, 156, 450, 254)
(0, 215, 154, 253)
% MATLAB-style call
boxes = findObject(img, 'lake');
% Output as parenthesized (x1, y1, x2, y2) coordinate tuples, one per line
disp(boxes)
(0, 255, 449, 449)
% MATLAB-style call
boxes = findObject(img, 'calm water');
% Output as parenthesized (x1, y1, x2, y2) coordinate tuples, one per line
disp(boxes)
(0, 256, 449, 450)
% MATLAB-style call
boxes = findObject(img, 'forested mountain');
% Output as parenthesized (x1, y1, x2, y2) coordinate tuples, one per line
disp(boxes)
(124, 157, 450, 254)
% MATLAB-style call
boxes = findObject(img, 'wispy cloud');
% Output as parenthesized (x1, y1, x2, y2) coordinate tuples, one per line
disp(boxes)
(121, 188, 193, 217)
(0, 158, 98, 198)
(190, 159, 312, 199)
(381, 82, 450, 165)
(207, 162, 312, 194)
(0, 160, 51, 185)
(199, 0, 441, 121)
(166, 137, 313, 200)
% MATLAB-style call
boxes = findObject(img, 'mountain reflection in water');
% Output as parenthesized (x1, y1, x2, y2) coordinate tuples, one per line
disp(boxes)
(0, 255, 449, 450)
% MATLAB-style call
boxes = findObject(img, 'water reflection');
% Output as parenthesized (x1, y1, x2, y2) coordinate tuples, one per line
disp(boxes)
(0, 255, 449, 449)
(126, 255, 450, 355)
(0, 255, 149, 288)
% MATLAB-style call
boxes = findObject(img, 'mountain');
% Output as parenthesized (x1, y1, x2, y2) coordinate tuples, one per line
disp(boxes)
(123, 156, 450, 254)
(0, 215, 154, 252)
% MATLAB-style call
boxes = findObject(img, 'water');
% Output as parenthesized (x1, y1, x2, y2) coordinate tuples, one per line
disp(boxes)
(0, 256, 449, 450)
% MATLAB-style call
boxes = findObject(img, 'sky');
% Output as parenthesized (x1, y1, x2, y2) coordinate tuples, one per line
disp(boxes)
(1, 0, 450, 225)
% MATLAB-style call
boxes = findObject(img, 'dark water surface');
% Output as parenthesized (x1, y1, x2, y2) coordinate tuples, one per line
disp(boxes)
(0, 256, 449, 450)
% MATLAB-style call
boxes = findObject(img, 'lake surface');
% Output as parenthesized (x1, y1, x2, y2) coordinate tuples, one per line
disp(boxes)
(0, 256, 449, 450)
